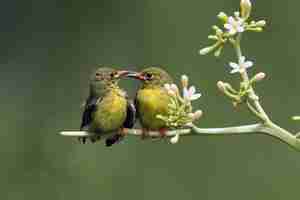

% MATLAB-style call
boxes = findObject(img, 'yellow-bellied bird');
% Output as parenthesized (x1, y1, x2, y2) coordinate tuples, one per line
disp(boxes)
(80, 67, 136, 146)
(127, 67, 173, 136)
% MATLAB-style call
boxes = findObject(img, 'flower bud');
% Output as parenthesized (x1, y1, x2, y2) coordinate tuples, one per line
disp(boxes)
(214, 46, 223, 57)
(167, 90, 176, 96)
(256, 20, 266, 27)
(252, 72, 266, 82)
(199, 46, 213, 55)
(240, 0, 252, 19)
(217, 12, 228, 22)
(208, 35, 218, 40)
(170, 84, 179, 94)
(251, 27, 263, 32)
(164, 83, 171, 91)
(193, 110, 203, 120)
(181, 75, 189, 88)
(217, 81, 226, 92)
(170, 134, 180, 144)
(292, 116, 300, 121)
(234, 11, 240, 18)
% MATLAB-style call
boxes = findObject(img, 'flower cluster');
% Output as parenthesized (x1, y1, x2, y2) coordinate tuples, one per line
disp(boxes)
(198, 0, 267, 106)
(199, 0, 266, 58)
(156, 75, 203, 143)
(217, 71, 265, 106)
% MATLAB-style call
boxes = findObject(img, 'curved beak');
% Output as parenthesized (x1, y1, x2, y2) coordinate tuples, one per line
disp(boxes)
(126, 71, 146, 80)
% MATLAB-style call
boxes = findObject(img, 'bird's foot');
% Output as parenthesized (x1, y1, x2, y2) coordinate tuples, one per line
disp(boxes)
(78, 135, 100, 144)
(141, 128, 150, 140)
(158, 128, 168, 138)
(105, 128, 127, 147)
(90, 135, 101, 143)
(105, 134, 123, 147)
(78, 137, 87, 144)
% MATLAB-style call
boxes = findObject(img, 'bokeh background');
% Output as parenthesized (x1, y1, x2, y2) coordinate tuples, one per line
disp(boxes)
(1, 0, 300, 199)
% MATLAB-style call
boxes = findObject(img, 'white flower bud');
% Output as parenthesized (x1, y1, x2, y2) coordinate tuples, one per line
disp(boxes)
(214, 46, 223, 57)
(251, 27, 263, 32)
(170, 134, 180, 144)
(188, 110, 203, 121)
(292, 116, 300, 121)
(252, 72, 266, 82)
(192, 110, 203, 120)
(217, 12, 228, 22)
(164, 83, 171, 91)
(234, 11, 240, 18)
(170, 84, 179, 94)
(199, 46, 213, 55)
(256, 20, 266, 27)
(208, 35, 218, 40)
(167, 90, 176, 96)
(217, 81, 226, 92)
(240, 0, 252, 19)
(188, 112, 194, 119)
(181, 75, 189, 88)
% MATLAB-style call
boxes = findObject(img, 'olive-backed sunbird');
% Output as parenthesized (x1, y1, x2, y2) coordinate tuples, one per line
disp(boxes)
(127, 67, 173, 135)
(80, 67, 136, 146)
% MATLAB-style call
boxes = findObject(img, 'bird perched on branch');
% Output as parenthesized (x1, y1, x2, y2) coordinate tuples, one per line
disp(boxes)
(127, 67, 173, 136)
(80, 67, 136, 146)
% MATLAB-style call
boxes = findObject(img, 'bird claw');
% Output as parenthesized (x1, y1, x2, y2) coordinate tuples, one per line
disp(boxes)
(141, 128, 150, 140)
(78, 135, 100, 144)
(159, 128, 168, 138)
(105, 134, 123, 147)
(90, 135, 101, 143)
(78, 137, 87, 144)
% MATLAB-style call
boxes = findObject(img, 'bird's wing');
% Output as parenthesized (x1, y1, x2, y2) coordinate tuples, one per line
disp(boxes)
(134, 92, 140, 119)
(80, 96, 101, 131)
(123, 99, 136, 128)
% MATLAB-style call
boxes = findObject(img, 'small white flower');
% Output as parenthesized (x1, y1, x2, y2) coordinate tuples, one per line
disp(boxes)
(224, 16, 244, 35)
(229, 56, 253, 74)
(183, 86, 202, 101)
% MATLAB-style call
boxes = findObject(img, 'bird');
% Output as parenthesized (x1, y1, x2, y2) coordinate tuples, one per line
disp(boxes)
(127, 67, 173, 136)
(79, 67, 136, 146)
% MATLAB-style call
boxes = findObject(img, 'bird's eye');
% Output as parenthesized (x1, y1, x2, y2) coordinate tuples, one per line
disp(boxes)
(96, 73, 100, 76)
(145, 73, 153, 80)
(110, 71, 117, 78)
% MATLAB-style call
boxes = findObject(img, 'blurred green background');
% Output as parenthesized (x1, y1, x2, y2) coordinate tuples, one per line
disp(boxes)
(1, 0, 300, 199)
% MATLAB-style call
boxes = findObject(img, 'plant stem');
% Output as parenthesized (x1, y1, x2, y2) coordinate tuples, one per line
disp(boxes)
(59, 124, 300, 150)
(231, 32, 300, 150)
(234, 33, 269, 122)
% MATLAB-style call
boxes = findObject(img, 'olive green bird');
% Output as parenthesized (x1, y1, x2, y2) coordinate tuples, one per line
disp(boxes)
(127, 67, 173, 135)
(80, 67, 136, 146)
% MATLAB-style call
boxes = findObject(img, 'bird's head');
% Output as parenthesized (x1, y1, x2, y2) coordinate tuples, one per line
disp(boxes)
(90, 67, 130, 96)
(127, 67, 173, 88)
